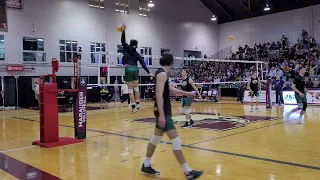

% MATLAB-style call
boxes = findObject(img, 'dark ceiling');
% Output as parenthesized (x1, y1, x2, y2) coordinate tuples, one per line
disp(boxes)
(200, 0, 320, 24)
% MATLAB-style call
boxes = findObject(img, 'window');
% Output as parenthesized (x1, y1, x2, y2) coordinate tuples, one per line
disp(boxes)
(59, 40, 78, 62)
(91, 42, 106, 64)
(139, 0, 150, 17)
(115, 0, 129, 14)
(22, 37, 46, 62)
(140, 46, 152, 65)
(89, 0, 104, 9)
(0, 35, 4, 61)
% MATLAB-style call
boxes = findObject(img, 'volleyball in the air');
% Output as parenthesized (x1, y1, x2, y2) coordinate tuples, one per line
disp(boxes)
(228, 36, 234, 42)
(117, 24, 126, 32)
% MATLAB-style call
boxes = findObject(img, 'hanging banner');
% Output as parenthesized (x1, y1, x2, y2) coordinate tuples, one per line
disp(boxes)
(74, 77, 87, 139)
(283, 90, 320, 104)
(6, 0, 23, 10)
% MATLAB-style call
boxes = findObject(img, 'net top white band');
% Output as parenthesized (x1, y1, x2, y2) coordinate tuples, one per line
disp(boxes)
(78, 51, 266, 64)
(88, 80, 268, 87)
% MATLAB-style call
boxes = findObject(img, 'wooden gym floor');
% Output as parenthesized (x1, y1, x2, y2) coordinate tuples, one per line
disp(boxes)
(1, 101, 320, 180)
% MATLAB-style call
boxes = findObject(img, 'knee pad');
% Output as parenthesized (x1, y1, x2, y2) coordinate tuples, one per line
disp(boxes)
(302, 102, 307, 111)
(184, 108, 191, 115)
(297, 103, 303, 110)
(134, 87, 139, 92)
(128, 89, 133, 94)
(150, 135, 162, 146)
(172, 136, 182, 150)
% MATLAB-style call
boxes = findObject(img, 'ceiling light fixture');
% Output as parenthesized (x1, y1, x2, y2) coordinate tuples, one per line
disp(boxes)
(264, 4, 270, 11)
(148, 0, 154, 7)
(211, 15, 217, 21)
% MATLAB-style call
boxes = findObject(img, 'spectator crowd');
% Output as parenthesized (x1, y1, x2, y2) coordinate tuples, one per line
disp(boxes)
(179, 29, 320, 89)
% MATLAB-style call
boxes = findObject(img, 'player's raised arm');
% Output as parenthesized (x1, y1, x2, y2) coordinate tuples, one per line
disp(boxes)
(121, 30, 130, 50)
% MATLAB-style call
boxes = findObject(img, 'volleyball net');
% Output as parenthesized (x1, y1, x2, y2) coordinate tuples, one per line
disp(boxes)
(73, 51, 268, 85)
(85, 80, 272, 105)
(57, 51, 272, 106)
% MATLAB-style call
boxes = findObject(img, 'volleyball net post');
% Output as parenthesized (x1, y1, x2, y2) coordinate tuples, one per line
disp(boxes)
(32, 58, 85, 148)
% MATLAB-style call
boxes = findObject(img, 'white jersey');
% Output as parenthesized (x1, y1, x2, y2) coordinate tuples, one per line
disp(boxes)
(121, 84, 128, 94)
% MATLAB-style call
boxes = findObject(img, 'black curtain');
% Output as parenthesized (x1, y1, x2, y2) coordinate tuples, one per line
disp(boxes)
(18, 76, 35, 108)
(87, 87, 100, 102)
(57, 76, 71, 89)
(110, 76, 116, 85)
(88, 76, 98, 84)
(115, 76, 122, 99)
(140, 76, 150, 99)
(0, 78, 2, 106)
(87, 76, 99, 102)
(4, 76, 17, 106)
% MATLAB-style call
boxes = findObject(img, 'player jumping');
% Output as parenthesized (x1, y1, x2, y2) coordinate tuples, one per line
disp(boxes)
(121, 26, 153, 113)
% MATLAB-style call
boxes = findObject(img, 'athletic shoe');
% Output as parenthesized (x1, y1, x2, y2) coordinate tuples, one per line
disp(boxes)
(250, 108, 254, 112)
(298, 116, 305, 125)
(284, 112, 290, 122)
(174, 121, 180, 124)
(297, 120, 305, 125)
(188, 120, 195, 127)
(132, 108, 138, 114)
(136, 103, 141, 110)
(181, 122, 189, 128)
(185, 170, 204, 180)
(256, 108, 259, 112)
(141, 164, 160, 175)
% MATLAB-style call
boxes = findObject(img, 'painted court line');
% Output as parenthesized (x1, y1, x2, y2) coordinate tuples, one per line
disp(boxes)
(87, 126, 155, 139)
(0, 152, 61, 180)
(12, 116, 320, 171)
(188, 118, 284, 146)
(0, 146, 36, 153)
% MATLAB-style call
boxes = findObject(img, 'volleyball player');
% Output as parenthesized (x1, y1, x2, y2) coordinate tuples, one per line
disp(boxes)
(285, 66, 313, 124)
(180, 69, 202, 128)
(141, 53, 203, 180)
(247, 71, 261, 112)
(121, 27, 153, 113)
